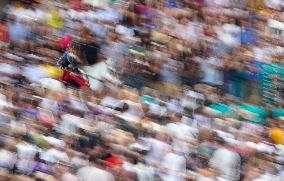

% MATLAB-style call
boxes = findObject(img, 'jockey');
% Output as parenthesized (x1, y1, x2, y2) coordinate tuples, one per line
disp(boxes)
(58, 44, 89, 88)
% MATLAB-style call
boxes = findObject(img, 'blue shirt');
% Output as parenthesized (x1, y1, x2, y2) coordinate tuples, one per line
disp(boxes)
(243, 61, 262, 81)
(7, 22, 31, 41)
(240, 27, 256, 45)
(165, 0, 179, 8)
(160, 65, 181, 85)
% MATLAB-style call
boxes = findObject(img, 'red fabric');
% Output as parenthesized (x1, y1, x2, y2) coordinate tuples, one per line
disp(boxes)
(72, 4, 88, 11)
(62, 69, 89, 88)
(193, 0, 204, 5)
(204, 27, 216, 37)
(105, 156, 123, 168)
(67, 0, 87, 11)
(234, 146, 254, 158)
(137, 5, 148, 15)
(38, 112, 58, 127)
(0, 24, 9, 43)
(18, 101, 33, 109)
(69, 0, 81, 2)
(59, 35, 72, 50)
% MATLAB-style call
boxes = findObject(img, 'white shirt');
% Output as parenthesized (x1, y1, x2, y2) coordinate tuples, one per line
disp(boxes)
(77, 166, 115, 181)
(68, 99, 89, 112)
(97, 7, 122, 23)
(71, 156, 89, 168)
(174, 22, 203, 43)
(193, 114, 212, 128)
(255, 142, 275, 154)
(40, 148, 69, 163)
(148, 103, 167, 116)
(167, 122, 198, 154)
(62, 173, 80, 181)
(209, 148, 241, 181)
(0, 94, 8, 111)
(206, 0, 231, 7)
(0, 63, 19, 74)
(214, 24, 240, 47)
(57, 114, 84, 135)
(223, 24, 241, 35)
(40, 98, 58, 113)
(83, 20, 108, 38)
(115, 25, 135, 37)
(134, 163, 155, 181)
(10, 120, 27, 133)
(181, 97, 199, 110)
(265, 0, 284, 10)
(34, 9, 47, 21)
(83, 0, 108, 7)
(102, 41, 126, 71)
(201, 57, 224, 86)
(117, 100, 144, 122)
(43, 136, 66, 148)
(81, 62, 121, 91)
(38, 78, 65, 91)
(253, 47, 272, 64)
(166, 122, 198, 141)
(253, 173, 280, 181)
(197, 176, 216, 181)
(278, 170, 284, 181)
(8, 8, 32, 21)
(145, 138, 171, 165)
(16, 143, 40, 160)
(215, 130, 239, 145)
(0, 149, 16, 169)
(16, 8, 47, 21)
(23, 65, 48, 83)
(167, 99, 183, 113)
(159, 152, 186, 181)
(101, 96, 122, 108)
(122, 161, 136, 173)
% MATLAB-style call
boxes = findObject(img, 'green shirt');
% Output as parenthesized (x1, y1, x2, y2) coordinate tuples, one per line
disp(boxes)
(238, 104, 268, 125)
(140, 95, 158, 104)
(272, 108, 284, 119)
(259, 63, 284, 105)
(209, 104, 237, 117)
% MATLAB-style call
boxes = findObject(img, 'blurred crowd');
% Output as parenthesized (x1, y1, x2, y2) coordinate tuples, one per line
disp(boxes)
(0, 0, 284, 181)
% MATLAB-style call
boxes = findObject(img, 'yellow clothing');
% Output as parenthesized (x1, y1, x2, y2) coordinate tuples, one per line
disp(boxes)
(39, 65, 64, 79)
(47, 10, 64, 29)
(270, 128, 284, 145)
(247, 0, 265, 11)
